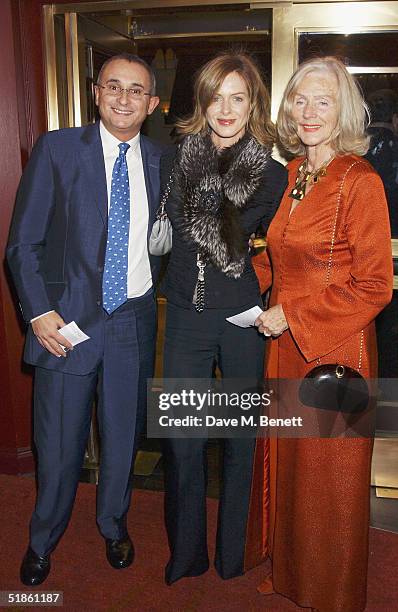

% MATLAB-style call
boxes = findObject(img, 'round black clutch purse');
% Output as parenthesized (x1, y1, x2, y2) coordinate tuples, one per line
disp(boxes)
(299, 364, 370, 414)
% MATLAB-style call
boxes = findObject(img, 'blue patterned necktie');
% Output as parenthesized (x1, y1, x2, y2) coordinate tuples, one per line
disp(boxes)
(102, 142, 130, 314)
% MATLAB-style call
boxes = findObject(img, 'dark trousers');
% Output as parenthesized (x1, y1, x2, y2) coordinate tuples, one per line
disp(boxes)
(162, 302, 264, 583)
(30, 292, 156, 557)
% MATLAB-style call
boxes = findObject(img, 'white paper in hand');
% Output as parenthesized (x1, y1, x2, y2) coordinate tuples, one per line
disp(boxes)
(226, 305, 263, 328)
(58, 321, 90, 348)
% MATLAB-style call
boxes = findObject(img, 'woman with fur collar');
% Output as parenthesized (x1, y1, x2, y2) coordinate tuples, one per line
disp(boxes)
(160, 51, 287, 586)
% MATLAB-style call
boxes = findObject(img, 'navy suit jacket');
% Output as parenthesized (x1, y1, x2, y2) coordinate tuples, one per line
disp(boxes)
(7, 122, 164, 375)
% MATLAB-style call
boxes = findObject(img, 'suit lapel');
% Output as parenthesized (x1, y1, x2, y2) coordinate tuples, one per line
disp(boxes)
(79, 122, 108, 227)
(141, 136, 161, 234)
(78, 127, 160, 231)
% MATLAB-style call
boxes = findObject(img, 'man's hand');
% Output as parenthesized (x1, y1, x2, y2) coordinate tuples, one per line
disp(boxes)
(255, 304, 289, 337)
(31, 312, 73, 357)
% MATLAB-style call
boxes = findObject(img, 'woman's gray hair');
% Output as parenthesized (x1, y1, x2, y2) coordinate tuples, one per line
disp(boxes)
(277, 56, 370, 157)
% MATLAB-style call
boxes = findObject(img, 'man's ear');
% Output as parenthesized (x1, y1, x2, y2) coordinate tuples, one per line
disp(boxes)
(94, 85, 100, 107)
(147, 96, 160, 116)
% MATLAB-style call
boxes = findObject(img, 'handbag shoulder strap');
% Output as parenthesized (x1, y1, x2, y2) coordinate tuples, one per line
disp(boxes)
(323, 159, 364, 369)
(157, 145, 181, 217)
(157, 174, 174, 218)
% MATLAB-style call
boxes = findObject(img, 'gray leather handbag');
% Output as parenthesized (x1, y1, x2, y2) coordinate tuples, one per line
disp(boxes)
(149, 174, 174, 256)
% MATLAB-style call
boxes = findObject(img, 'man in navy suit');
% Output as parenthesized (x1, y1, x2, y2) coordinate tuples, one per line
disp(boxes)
(7, 54, 163, 585)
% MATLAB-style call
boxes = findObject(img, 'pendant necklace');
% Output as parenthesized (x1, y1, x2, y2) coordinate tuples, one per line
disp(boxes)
(289, 155, 335, 201)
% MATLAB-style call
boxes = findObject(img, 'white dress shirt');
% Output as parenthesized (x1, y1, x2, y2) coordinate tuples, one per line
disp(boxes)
(31, 122, 153, 322)
(100, 121, 152, 299)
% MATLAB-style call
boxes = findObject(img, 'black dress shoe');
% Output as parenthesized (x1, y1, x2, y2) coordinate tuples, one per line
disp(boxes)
(105, 535, 134, 569)
(20, 547, 51, 586)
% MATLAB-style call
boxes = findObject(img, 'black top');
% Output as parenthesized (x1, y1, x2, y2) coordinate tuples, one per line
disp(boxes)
(160, 142, 288, 309)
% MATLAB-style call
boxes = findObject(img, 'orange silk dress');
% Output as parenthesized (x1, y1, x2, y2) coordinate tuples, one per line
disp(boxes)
(245, 155, 393, 612)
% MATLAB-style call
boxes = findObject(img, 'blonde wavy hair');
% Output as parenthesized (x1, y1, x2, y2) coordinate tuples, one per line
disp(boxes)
(277, 56, 370, 157)
(175, 51, 275, 148)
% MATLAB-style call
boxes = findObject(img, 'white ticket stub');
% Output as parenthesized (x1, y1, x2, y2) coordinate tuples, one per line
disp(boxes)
(226, 305, 263, 328)
(58, 321, 90, 348)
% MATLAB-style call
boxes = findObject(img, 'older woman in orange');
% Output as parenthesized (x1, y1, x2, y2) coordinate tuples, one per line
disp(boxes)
(247, 57, 393, 611)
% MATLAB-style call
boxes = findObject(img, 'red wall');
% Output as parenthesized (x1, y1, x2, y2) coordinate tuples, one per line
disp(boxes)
(0, 0, 89, 473)
(0, 0, 33, 473)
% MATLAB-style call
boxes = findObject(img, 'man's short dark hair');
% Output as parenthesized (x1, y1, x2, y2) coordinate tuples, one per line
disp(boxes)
(97, 53, 156, 96)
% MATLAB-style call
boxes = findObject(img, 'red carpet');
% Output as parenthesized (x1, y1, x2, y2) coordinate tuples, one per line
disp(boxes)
(0, 475, 397, 611)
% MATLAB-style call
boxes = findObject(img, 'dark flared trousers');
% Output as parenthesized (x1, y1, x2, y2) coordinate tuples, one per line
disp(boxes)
(162, 301, 264, 584)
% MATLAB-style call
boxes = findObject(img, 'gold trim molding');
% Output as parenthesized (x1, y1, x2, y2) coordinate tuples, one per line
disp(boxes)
(51, 0, 381, 11)
(53, 1, 253, 13)
(43, 5, 59, 131)
(65, 12, 81, 127)
(271, 2, 398, 120)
